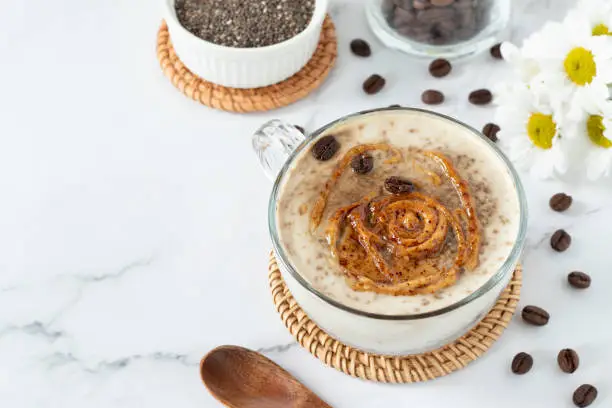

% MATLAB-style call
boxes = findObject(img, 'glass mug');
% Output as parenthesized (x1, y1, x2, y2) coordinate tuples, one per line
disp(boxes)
(253, 108, 527, 355)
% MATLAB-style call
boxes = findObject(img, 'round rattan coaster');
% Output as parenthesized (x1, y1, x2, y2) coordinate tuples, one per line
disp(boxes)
(156, 17, 337, 113)
(268, 253, 522, 383)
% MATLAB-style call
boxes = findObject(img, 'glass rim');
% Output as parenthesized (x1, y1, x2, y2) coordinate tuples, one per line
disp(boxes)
(268, 107, 528, 321)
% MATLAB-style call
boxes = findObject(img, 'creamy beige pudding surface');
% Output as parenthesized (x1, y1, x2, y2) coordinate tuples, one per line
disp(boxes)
(276, 111, 520, 315)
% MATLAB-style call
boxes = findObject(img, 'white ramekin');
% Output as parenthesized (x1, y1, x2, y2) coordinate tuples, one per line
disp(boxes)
(162, 0, 328, 89)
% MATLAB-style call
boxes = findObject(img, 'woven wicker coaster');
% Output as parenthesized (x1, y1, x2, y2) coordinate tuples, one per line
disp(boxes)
(268, 253, 522, 383)
(156, 17, 337, 113)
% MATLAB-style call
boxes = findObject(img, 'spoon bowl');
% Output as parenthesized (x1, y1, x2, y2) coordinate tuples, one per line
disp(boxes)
(200, 345, 331, 408)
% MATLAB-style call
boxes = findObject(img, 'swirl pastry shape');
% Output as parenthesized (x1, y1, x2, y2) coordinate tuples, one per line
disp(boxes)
(312, 145, 481, 296)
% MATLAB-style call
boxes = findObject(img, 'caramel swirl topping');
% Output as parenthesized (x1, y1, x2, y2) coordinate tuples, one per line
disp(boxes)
(310, 143, 402, 232)
(311, 144, 481, 296)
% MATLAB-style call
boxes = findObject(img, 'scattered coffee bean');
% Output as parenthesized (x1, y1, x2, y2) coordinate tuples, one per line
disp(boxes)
(294, 125, 305, 134)
(351, 154, 374, 175)
(469, 89, 493, 105)
(311, 135, 340, 161)
(350, 39, 372, 57)
(558, 348, 579, 373)
(573, 384, 597, 407)
(422, 89, 444, 105)
(385, 177, 415, 195)
(490, 43, 503, 59)
(482, 123, 500, 142)
(363, 74, 386, 95)
(551, 229, 571, 252)
(521, 305, 550, 326)
(511, 352, 533, 375)
(550, 192, 573, 212)
(568, 271, 591, 289)
(429, 58, 452, 78)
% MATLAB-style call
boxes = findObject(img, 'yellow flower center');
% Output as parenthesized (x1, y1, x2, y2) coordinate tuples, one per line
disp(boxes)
(587, 115, 612, 148)
(592, 23, 612, 36)
(563, 47, 597, 86)
(527, 113, 557, 149)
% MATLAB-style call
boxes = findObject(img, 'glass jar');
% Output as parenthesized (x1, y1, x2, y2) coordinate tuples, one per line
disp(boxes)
(366, 0, 511, 59)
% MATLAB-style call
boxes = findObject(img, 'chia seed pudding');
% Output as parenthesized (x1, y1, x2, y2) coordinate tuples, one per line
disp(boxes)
(175, 0, 316, 48)
(276, 110, 520, 315)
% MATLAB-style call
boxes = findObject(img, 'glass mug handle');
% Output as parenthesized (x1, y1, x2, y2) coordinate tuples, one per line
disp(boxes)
(252, 119, 306, 181)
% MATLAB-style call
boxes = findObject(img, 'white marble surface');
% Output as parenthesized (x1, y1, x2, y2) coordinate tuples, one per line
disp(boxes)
(1, 0, 611, 406)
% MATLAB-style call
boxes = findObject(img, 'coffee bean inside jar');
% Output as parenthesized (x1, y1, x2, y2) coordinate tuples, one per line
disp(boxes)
(382, 0, 493, 45)
(370, 0, 509, 57)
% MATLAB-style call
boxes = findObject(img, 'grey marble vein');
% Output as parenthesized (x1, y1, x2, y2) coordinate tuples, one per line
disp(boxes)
(0, 321, 63, 341)
(0, 285, 19, 293)
(46, 257, 155, 325)
(256, 341, 297, 354)
(58, 257, 155, 284)
(525, 233, 550, 252)
(584, 207, 602, 216)
(43, 351, 199, 373)
(0, 257, 155, 294)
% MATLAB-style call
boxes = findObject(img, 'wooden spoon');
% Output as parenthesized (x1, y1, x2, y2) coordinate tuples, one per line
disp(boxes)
(200, 345, 331, 408)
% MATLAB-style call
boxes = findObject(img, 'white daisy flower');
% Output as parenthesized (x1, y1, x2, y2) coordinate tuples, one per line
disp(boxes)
(500, 42, 541, 84)
(524, 22, 612, 121)
(500, 22, 563, 84)
(520, 22, 566, 58)
(566, 0, 612, 38)
(495, 85, 569, 179)
(570, 101, 612, 180)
